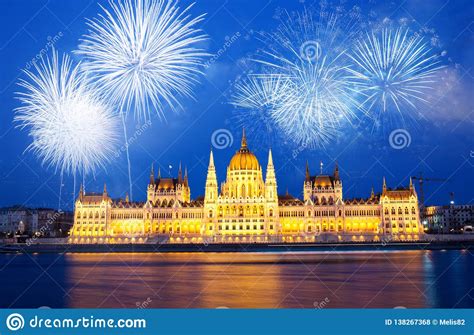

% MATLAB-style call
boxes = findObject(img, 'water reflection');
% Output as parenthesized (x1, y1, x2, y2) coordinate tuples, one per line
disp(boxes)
(1, 250, 472, 308)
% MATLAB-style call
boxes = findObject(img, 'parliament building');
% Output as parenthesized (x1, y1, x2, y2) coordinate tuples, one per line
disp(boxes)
(69, 131, 423, 244)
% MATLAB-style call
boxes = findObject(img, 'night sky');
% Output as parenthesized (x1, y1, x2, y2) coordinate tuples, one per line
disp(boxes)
(0, 0, 472, 210)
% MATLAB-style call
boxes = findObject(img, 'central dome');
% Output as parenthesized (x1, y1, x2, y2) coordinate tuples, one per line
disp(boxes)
(229, 129, 260, 171)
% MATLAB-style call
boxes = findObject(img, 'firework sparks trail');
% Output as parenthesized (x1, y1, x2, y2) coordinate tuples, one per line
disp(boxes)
(15, 51, 119, 178)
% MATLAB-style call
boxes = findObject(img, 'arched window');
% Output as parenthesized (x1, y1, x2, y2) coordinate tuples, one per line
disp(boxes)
(411, 207, 416, 214)
(391, 208, 396, 215)
(209, 210, 213, 218)
(405, 207, 409, 215)
(269, 209, 274, 217)
(398, 208, 402, 215)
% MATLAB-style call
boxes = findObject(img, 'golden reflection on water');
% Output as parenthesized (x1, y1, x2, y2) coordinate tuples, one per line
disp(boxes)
(63, 251, 436, 308)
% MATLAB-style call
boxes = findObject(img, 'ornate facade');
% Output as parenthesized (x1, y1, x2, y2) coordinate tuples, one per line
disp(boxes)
(70, 131, 423, 244)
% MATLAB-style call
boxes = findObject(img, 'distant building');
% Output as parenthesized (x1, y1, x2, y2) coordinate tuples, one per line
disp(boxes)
(0, 206, 72, 237)
(424, 204, 474, 233)
(70, 131, 423, 244)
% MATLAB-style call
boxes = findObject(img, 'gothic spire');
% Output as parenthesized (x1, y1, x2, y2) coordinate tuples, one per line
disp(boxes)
(334, 161, 340, 180)
(241, 128, 247, 150)
(178, 162, 183, 182)
(184, 167, 189, 187)
(268, 149, 273, 166)
(209, 149, 215, 167)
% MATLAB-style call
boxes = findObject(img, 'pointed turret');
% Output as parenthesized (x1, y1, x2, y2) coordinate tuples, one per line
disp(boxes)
(305, 161, 310, 182)
(334, 161, 340, 180)
(184, 167, 189, 187)
(371, 186, 375, 199)
(205, 149, 218, 204)
(383, 177, 387, 193)
(102, 183, 108, 200)
(241, 128, 247, 150)
(79, 183, 84, 201)
(409, 177, 413, 190)
(267, 148, 273, 166)
(178, 162, 183, 183)
(158, 167, 161, 179)
(125, 193, 129, 203)
(209, 149, 215, 167)
(265, 149, 277, 201)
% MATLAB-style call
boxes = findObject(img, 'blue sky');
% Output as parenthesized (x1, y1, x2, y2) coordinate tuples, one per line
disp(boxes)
(0, 0, 472, 209)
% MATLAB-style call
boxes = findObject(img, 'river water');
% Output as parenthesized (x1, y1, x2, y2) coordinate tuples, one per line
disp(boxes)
(0, 250, 472, 308)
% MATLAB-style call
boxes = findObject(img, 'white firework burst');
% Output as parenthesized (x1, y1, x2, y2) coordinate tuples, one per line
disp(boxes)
(230, 75, 290, 147)
(15, 51, 119, 176)
(77, 0, 208, 120)
(348, 27, 444, 117)
(267, 55, 359, 146)
(231, 7, 364, 147)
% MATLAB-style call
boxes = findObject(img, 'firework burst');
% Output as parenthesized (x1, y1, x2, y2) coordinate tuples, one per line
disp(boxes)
(231, 7, 365, 148)
(348, 27, 444, 119)
(230, 74, 290, 146)
(15, 51, 119, 176)
(77, 0, 208, 120)
(77, 0, 208, 199)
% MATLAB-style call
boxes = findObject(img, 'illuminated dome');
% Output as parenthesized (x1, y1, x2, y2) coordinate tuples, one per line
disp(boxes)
(229, 129, 260, 171)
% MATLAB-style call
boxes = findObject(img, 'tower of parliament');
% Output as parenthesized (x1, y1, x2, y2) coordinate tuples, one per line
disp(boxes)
(70, 131, 423, 244)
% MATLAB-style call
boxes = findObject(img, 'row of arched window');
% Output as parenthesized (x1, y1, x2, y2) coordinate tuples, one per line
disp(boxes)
(384, 207, 417, 215)
(76, 211, 105, 219)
